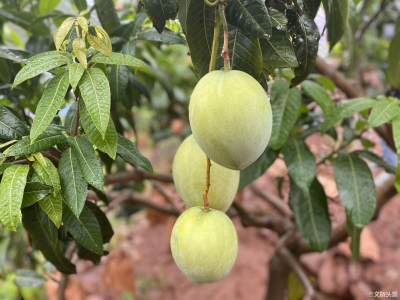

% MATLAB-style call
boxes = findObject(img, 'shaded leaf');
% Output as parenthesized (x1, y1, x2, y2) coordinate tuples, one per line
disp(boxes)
(136, 27, 187, 45)
(117, 134, 153, 172)
(12, 51, 72, 87)
(368, 98, 400, 128)
(0, 8, 49, 36)
(268, 8, 287, 30)
(79, 68, 111, 138)
(67, 136, 104, 191)
(59, 148, 87, 217)
(0, 104, 29, 140)
(346, 217, 362, 260)
(289, 177, 331, 252)
(93, 0, 120, 34)
(225, 0, 272, 38)
(260, 29, 298, 69)
(90, 52, 147, 70)
(0, 58, 10, 83)
(303, 0, 322, 18)
(270, 80, 301, 150)
(22, 182, 53, 208)
(283, 139, 316, 192)
(177, 0, 189, 33)
(301, 80, 334, 114)
(64, 103, 78, 134)
(334, 153, 376, 227)
(352, 150, 396, 174)
(30, 73, 69, 143)
(324, 0, 349, 50)
(321, 98, 376, 132)
(0, 46, 31, 63)
(215, 25, 263, 81)
(0, 165, 29, 230)
(5, 125, 66, 157)
(80, 101, 117, 159)
(22, 204, 76, 274)
(74, 0, 87, 11)
(109, 65, 130, 102)
(63, 204, 103, 255)
(185, 0, 215, 77)
(141, 0, 177, 33)
(14, 269, 46, 287)
(32, 159, 63, 227)
(85, 201, 114, 244)
(388, 30, 400, 89)
(288, 10, 320, 86)
(239, 147, 279, 190)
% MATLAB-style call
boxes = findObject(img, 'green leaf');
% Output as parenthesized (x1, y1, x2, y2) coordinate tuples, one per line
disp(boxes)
(346, 217, 362, 260)
(304, 0, 322, 18)
(136, 27, 187, 45)
(334, 153, 376, 227)
(85, 201, 114, 244)
(58, 148, 87, 217)
(288, 11, 320, 86)
(225, 0, 272, 38)
(215, 25, 263, 81)
(321, 98, 376, 133)
(0, 58, 11, 83)
(90, 52, 147, 70)
(0, 165, 29, 230)
(368, 98, 400, 128)
(80, 101, 117, 159)
(301, 80, 334, 114)
(30, 73, 69, 143)
(69, 63, 86, 91)
(282, 139, 316, 192)
(64, 103, 78, 134)
(21, 204, 76, 274)
(39, 0, 61, 14)
(109, 65, 130, 102)
(121, 40, 136, 57)
(177, 0, 189, 33)
(0, 104, 29, 140)
(93, 0, 120, 34)
(14, 269, 46, 287)
(63, 204, 103, 255)
(5, 125, 66, 157)
(388, 30, 400, 88)
(117, 134, 153, 172)
(324, 0, 349, 50)
(260, 29, 298, 70)
(141, 0, 177, 33)
(32, 158, 63, 227)
(22, 182, 53, 208)
(268, 8, 287, 31)
(0, 8, 49, 36)
(0, 46, 31, 63)
(185, 0, 215, 77)
(12, 51, 72, 87)
(79, 68, 111, 138)
(289, 177, 331, 252)
(270, 80, 301, 150)
(352, 150, 396, 174)
(67, 136, 104, 191)
(74, 0, 87, 11)
(238, 147, 279, 190)
(392, 117, 400, 192)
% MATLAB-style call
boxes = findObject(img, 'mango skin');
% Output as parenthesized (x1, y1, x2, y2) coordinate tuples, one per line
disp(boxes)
(170, 206, 238, 283)
(189, 70, 273, 170)
(173, 135, 239, 212)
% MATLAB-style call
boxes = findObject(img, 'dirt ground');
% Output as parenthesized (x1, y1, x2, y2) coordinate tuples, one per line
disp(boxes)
(45, 132, 400, 300)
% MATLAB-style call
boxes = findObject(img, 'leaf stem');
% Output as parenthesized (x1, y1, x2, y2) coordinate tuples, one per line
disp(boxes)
(218, 4, 230, 71)
(203, 157, 211, 211)
(209, 10, 221, 73)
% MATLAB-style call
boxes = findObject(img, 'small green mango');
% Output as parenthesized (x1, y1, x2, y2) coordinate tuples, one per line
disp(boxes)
(173, 135, 239, 212)
(170, 206, 238, 283)
(189, 70, 273, 170)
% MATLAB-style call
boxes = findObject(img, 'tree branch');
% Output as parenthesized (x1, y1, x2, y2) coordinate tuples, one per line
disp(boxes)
(58, 241, 76, 300)
(105, 169, 173, 185)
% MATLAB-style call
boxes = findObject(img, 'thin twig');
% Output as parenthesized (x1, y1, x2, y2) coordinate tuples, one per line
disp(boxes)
(203, 157, 211, 210)
(105, 169, 173, 184)
(151, 180, 179, 210)
(277, 247, 316, 300)
(218, 4, 230, 70)
(57, 241, 76, 300)
(41, 151, 60, 167)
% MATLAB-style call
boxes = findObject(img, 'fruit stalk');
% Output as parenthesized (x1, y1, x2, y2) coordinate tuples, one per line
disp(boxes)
(218, 4, 230, 71)
(209, 10, 220, 73)
(203, 157, 211, 211)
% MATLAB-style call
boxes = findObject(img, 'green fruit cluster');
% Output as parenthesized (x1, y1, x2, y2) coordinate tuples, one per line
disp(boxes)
(171, 70, 271, 283)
